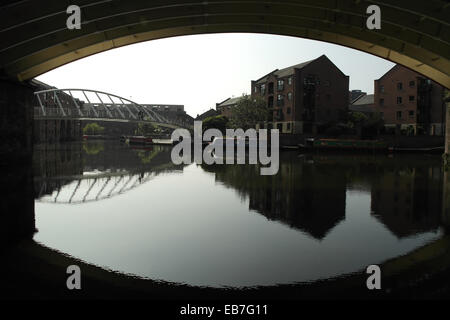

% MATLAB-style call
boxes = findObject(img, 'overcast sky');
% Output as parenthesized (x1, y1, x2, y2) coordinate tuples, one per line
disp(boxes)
(36, 33, 395, 118)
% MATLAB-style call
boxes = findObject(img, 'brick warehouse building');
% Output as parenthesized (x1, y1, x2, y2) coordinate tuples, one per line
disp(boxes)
(374, 64, 446, 136)
(251, 55, 349, 134)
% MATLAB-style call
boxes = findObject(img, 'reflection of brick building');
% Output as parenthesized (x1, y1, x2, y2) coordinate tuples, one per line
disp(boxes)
(248, 176, 346, 240)
(251, 55, 349, 134)
(374, 65, 446, 135)
(211, 153, 346, 240)
(371, 164, 442, 238)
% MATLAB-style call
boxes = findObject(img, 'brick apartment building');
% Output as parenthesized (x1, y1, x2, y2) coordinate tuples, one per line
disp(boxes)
(251, 55, 349, 134)
(374, 64, 446, 136)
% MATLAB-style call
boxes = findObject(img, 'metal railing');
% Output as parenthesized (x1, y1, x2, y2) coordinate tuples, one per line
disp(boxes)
(33, 88, 191, 129)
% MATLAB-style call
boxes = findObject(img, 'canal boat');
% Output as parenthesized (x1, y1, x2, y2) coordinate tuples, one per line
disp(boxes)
(125, 136, 153, 145)
(307, 138, 388, 151)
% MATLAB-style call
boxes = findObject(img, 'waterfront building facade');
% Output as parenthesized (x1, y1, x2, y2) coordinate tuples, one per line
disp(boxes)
(251, 55, 349, 134)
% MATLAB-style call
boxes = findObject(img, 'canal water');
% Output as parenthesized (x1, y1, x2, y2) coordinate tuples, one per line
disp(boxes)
(33, 141, 445, 287)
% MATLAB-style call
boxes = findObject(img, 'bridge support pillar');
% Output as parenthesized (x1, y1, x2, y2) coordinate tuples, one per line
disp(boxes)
(0, 164, 35, 245)
(446, 102, 450, 155)
(444, 101, 450, 232)
(0, 79, 34, 164)
(443, 170, 450, 233)
(0, 79, 36, 245)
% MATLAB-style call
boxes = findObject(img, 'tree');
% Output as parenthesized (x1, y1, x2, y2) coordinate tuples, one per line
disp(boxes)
(135, 122, 160, 136)
(202, 115, 229, 133)
(229, 94, 270, 130)
(347, 111, 369, 129)
(346, 111, 384, 139)
(82, 122, 104, 135)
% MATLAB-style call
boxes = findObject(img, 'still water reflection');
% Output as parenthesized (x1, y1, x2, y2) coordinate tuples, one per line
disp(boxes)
(33, 141, 444, 287)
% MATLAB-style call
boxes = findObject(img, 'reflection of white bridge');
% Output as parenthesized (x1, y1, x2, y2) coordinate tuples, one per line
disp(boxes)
(34, 88, 191, 129)
(36, 171, 159, 205)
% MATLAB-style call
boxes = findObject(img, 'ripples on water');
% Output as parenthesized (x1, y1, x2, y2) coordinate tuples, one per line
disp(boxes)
(33, 141, 444, 287)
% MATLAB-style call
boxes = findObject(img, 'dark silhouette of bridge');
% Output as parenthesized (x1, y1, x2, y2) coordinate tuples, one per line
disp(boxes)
(0, 1, 448, 88)
(36, 171, 156, 205)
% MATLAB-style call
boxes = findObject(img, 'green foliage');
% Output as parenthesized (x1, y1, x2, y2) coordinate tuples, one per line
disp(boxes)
(363, 112, 384, 129)
(82, 141, 104, 155)
(202, 115, 229, 133)
(136, 148, 160, 164)
(347, 112, 369, 129)
(229, 94, 270, 130)
(135, 122, 160, 136)
(82, 122, 104, 135)
(346, 111, 384, 138)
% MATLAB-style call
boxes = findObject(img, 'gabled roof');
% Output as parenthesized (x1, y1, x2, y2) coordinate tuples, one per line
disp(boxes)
(195, 108, 219, 121)
(376, 64, 425, 83)
(274, 58, 316, 78)
(217, 96, 242, 107)
(254, 58, 316, 84)
(352, 94, 374, 106)
(253, 55, 346, 84)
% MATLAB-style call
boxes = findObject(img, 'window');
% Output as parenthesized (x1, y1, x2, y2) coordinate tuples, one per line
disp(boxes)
(288, 77, 292, 85)
(287, 107, 291, 114)
(380, 112, 384, 119)
(254, 86, 258, 93)
(261, 84, 266, 95)
(288, 92, 292, 101)
(324, 80, 330, 87)
(409, 95, 415, 101)
(277, 94, 284, 106)
(380, 85, 384, 93)
(409, 110, 414, 118)
(287, 123, 291, 130)
(277, 80, 284, 91)
(379, 98, 384, 106)
(397, 82, 403, 90)
(397, 97, 402, 104)
(409, 80, 415, 87)
(396, 111, 402, 120)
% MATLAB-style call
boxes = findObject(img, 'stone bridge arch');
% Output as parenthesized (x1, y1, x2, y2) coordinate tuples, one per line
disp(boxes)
(0, 0, 449, 88)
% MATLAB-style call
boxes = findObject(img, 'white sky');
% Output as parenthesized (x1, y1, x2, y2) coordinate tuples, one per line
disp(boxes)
(36, 33, 395, 118)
